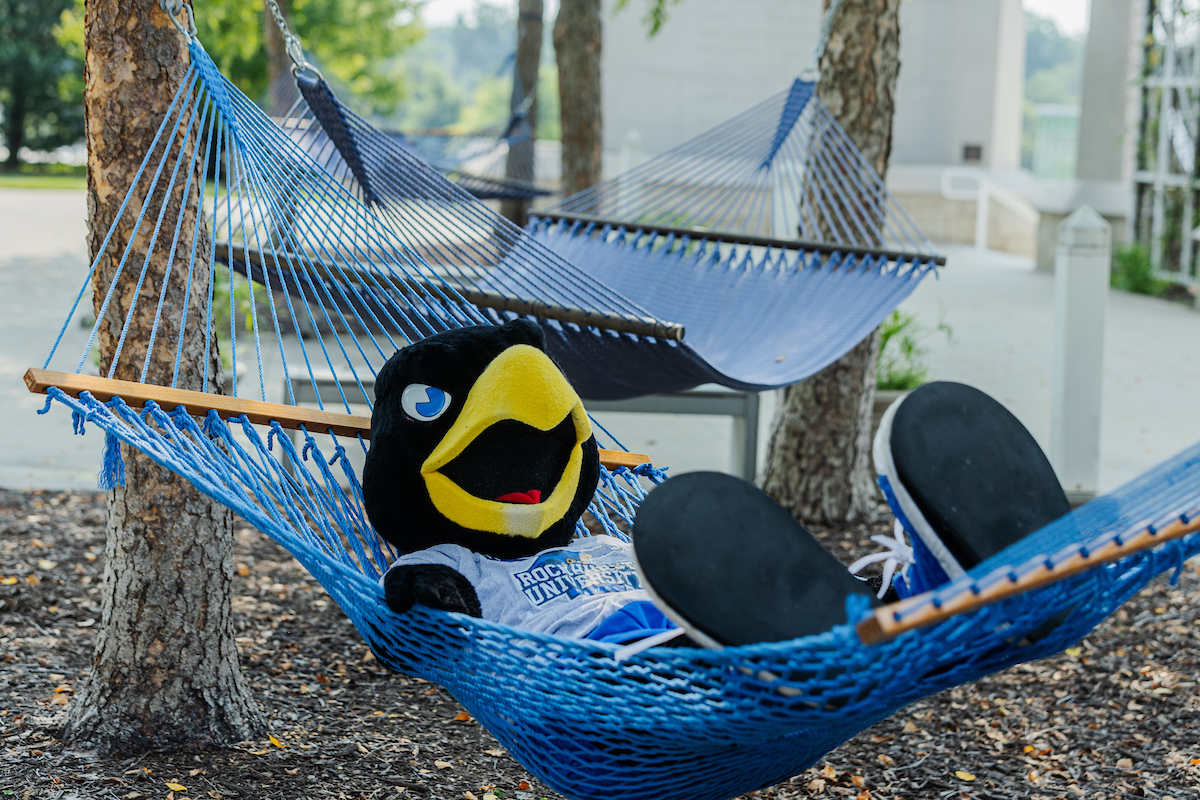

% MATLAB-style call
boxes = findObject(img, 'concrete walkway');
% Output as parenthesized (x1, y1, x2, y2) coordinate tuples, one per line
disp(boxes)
(2, 187, 1199, 495)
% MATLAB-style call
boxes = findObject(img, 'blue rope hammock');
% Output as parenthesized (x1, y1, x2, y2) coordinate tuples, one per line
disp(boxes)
(30, 22, 1200, 800)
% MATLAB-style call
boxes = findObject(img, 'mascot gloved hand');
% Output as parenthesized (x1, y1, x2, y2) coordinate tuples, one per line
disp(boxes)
(363, 319, 679, 644)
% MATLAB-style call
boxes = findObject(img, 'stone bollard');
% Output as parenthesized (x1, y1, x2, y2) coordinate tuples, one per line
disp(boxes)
(1050, 205, 1111, 504)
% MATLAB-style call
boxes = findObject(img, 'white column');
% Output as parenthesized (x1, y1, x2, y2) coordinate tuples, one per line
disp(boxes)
(1051, 206, 1112, 501)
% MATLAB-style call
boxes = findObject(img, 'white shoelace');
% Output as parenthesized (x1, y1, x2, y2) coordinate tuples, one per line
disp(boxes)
(848, 520, 915, 599)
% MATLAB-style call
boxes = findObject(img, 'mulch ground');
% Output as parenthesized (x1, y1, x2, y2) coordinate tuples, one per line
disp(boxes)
(1, 488, 1198, 800)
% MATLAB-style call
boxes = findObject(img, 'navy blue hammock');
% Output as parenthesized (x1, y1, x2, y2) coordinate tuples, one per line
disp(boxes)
(263, 57, 552, 204)
(28, 29, 1200, 800)
(252, 57, 944, 400)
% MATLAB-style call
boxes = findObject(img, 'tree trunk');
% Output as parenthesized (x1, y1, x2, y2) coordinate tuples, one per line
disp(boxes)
(501, 0, 543, 225)
(761, 0, 900, 527)
(63, 0, 265, 755)
(554, 0, 601, 198)
(3, 84, 26, 170)
(264, 0, 292, 115)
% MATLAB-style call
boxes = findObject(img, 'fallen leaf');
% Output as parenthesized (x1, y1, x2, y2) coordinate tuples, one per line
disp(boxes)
(0, 577, 17, 585)
(248, 749, 268, 755)
(1117, 758, 1133, 769)
(236, 563, 251, 577)
(285, 768, 299, 775)
(517, 780, 531, 790)
(1065, 647, 1082, 657)
(357, 742, 369, 754)
(1024, 745, 1034, 753)
(877, 754, 894, 766)
(955, 770, 976, 781)
(484, 749, 505, 757)
(434, 760, 453, 769)
(37, 560, 57, 571)
(850, 775, 865, 787)
(165, 783, 187, 792)
(820, 765, 837, 780)
(268, 734, 286, 748)
(902, 720, 917, 733)
(807, 778, 826, 794)
(453, 712, 472, 722)
(122, 793, 143, 799)
(464, 793, 478, 800)
(26, 575, 40, 586)
(482, 794, 497, 800)
(49, 694, 69, 706)
(188, 769, 204, 776)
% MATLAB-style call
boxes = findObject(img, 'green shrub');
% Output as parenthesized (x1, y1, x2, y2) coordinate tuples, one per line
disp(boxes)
(1110, 242, 1174, 296)
(876, 309, 952, 391)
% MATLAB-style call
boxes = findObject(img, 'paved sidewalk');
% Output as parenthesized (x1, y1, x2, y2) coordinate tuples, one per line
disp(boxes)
(899, 244, 1200, 493)
(3, 187, 1199, 495)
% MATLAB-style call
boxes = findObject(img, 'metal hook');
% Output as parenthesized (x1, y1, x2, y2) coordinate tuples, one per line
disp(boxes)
(160, 0, 197, 41)
(265, 0, 311, 73)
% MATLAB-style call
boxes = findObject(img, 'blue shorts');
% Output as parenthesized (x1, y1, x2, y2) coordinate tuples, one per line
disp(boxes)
(584, 600, 678, 645)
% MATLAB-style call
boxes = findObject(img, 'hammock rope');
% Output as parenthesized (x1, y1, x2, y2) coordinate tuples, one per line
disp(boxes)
(29, 11, 1200, 800)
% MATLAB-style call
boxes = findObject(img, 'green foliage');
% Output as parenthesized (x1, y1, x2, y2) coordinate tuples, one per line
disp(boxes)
(614, 0, 683, 37)
(0, 0, 86, 169)
(452, 73, 511, 133)
(1110, 242, 1175, 297)
(1021, 12, 1083, 170)
(536, 63, 559, 140)
(876, 310, 952, 392)
(0, 160, 85, 188)
(399, 60, 464, 130)
(1025, 12, 1082, 79)
(194, 0, 423, 117)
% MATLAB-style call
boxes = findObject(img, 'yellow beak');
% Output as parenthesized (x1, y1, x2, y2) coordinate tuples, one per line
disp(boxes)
(421, 344, 592, 539)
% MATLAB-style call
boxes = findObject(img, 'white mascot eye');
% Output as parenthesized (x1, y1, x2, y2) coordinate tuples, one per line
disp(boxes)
(401, 383, 451, 422)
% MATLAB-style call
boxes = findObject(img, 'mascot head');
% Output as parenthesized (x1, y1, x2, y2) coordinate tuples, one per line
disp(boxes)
(363, 319, 600, 559)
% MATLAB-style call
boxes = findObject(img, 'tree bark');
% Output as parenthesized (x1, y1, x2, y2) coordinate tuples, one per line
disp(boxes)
(761, 0, 900, 527)
(2, 84, 25, 170)
(554, 0, 602, 198)
(264, 0, 292, 115)
(501, 0, 543, 225)
(63, 0, 265, 755)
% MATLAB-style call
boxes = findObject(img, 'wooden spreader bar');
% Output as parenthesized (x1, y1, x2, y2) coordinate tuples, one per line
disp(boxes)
(856, 514, 1200, 645)
(213, 242, 686, 342)
(23, 368, 651, 472)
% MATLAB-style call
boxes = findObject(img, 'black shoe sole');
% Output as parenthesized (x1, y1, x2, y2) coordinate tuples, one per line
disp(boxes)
(873, 381, 1071, 578)
(632, 472, 879, 648)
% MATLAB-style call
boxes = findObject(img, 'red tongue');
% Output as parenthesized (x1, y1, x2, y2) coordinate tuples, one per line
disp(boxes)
(495, 490, 542, 505)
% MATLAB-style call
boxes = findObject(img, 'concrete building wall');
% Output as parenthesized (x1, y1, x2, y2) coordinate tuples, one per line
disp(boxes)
(890, 0, 1024, 170)
(599, 0, 820, 175)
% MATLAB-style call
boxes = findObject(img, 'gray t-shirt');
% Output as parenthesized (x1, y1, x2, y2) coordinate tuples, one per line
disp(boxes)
(385, 535, 650, 639)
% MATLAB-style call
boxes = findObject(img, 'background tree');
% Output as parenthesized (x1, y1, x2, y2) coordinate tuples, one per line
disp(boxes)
(264, 0, 292, 112)
(554, 0, 602, 196)
(196, 0, 422, 117)
(62, 0, 266, 754)
(0, 0, 85, 170)
(761, 0, 901, 527)
(501, 0, 543, 225)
